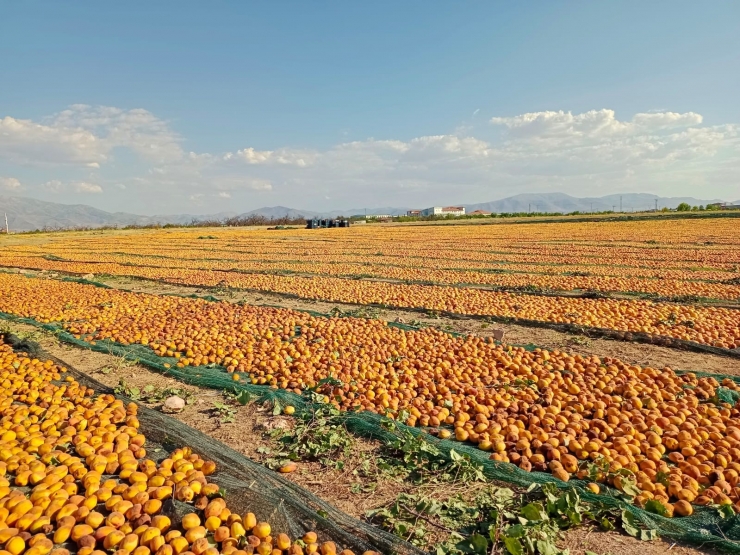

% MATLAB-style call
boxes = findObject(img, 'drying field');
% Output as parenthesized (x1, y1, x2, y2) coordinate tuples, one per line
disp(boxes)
(1, 217, 739, 350)
(1, 215, 740, 554)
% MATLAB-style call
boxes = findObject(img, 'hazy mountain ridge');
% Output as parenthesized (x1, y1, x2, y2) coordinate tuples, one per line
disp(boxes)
(0, 193, 730, 231)
(0, 196, 238, 231)
(461, 193, 724, 214)
(238, 206, 412, 219)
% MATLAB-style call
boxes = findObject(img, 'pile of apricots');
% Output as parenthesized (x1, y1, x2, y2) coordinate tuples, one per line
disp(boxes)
(0, 338, 376, 555)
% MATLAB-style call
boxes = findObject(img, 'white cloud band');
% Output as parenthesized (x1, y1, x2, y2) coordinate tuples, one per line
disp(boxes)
(0, 105, 737, 209)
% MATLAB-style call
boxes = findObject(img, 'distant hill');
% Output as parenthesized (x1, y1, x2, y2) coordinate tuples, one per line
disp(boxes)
(238, 206, 411, 219)
(461, 193, 724, 214)
(238, 206, 316, 220)
(0, 193, 731, 232)
(0, 195, 236, 231)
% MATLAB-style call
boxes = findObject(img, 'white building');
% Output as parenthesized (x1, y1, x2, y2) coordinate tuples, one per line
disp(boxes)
(420, 206, 466, 216)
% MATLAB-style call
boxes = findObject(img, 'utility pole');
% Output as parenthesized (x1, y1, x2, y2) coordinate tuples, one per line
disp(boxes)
(612, 205, 616, 212)
(654, 199, 658, 211)
(3, 213, 7, 235)
(528, 203, 531, 214)
(590, 202, 593, 213)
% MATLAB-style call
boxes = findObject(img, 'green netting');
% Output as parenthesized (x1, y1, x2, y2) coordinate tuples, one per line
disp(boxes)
(1, 332, 423, 555)
(4, 310, 740, 552)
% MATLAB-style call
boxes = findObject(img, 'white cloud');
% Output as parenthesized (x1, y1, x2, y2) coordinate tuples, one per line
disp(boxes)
(43, 180, 64, 192)
(42, 180, 102, 194)
(52, 105, 183, 163)
(73, 182, 102, 194)
(0, 116, 105, 166)
(632, 111, 703, 130)
(249, 179, 272, 191)
(485, 110, 736, 176)
(232, 147, 312, 167)
(0, 105, 182, 168)
(1, 105, 738, 210)
(0, 177, 22, 191)
(489, 109, 707, 141)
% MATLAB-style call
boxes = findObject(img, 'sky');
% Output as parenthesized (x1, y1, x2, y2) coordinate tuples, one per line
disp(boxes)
(1, 1, 739, 215)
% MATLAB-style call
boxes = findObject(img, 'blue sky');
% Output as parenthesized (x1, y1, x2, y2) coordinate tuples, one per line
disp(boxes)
(1, 1, 738, 214)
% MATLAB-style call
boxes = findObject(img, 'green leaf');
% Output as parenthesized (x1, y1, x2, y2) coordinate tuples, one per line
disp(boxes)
(272, 400, 282, 415)
(655, 471, 670, 487)
(619, 479, 642, 498)
(621, 510, 640, 537)
(621, 510, 658, 541)
(504, 524, 525, 538)
(645, 499, 668, 517)
(639, 529, 659, 541)
(521, 502, 547, 522)
(503, 537, 524, 555)
(459, 533, 488, 554)
(600, 517, 615, 531)
(566, 508, 583, 526)
(536, 539, 560, 555)
(716, 504, 735, 519)
(235, 390, 251, 405)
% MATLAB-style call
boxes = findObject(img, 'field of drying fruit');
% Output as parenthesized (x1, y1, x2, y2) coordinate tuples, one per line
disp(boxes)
(1, 216, 740, 554)
(1, 218, 739, 351)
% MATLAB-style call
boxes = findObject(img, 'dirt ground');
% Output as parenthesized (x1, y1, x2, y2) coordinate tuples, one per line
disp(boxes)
(1, 318, 729, 555)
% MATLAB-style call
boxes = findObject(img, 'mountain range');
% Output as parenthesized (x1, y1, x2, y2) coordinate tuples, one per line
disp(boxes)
(0, 193, 734, 232)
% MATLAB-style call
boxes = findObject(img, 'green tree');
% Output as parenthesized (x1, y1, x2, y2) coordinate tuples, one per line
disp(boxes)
(676, 202, 691, 211)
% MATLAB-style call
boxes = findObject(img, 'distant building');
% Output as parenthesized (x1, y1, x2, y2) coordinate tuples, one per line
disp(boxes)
(419, 206, 466, 216)
(406, 210, 422, 217)
(468, 210, 491, 216)
(708, 202, 740, 210)
(365, 214, 393, 221)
